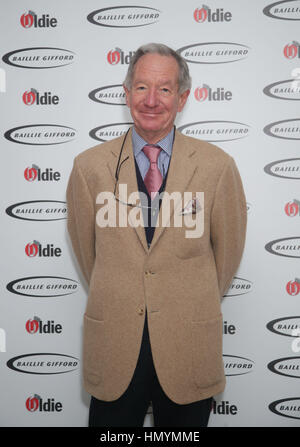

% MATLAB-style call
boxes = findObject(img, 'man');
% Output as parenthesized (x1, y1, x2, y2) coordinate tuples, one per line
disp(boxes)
(66, 43, 247, 427)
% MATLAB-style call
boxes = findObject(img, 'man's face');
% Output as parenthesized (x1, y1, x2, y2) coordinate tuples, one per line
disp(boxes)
(124, 53, 190, 144)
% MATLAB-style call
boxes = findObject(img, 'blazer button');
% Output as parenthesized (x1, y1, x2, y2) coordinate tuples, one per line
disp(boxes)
(138, 308, 144, 315)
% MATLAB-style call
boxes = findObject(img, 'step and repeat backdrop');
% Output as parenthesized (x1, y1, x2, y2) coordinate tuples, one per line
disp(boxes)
(1, 0, 300, 427)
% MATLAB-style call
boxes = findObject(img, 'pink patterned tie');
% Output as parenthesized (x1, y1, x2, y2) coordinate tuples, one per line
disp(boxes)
(142, 145, 163, 200)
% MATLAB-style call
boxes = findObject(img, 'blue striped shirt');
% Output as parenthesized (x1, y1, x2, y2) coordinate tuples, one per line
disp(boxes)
(132, 127, 174, 180)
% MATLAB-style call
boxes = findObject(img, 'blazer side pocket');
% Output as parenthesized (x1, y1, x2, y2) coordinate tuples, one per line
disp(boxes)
(83, 313, 105, 385)
(191, 315, 224, 389)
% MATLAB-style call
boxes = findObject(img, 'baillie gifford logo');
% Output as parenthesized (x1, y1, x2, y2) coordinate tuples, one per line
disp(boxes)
(7, 353, 79, 375)
(22, 89, 59, 106)
(87, 6, 160, 28)
(89, 84, 126, 106)
(264, 158, 300, 180)
(269, 397, 300, 419)
(284, 41, 300, 58)
(265, 237, 300, 258)
(177, 42, 250, 64)
(24, 165, 61, 182)
(4, 124, 77, 145)
(2, 47, 75, 69)
(20, 10, 58, 28)
(224, 277, 253, 297)
(178, 120, 249, 142)
(107, 48, 135, 65)
(263, 79, 300, 100)
(263, 1, 300, 20)
(193, 5, 232, 22)
(194, 84, 232, 102)
(26, 394, 62, 412)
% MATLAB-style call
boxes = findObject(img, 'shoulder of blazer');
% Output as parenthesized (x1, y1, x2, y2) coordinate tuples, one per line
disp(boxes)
(175, 130, 233, 173)
(72, 134, 126, 176)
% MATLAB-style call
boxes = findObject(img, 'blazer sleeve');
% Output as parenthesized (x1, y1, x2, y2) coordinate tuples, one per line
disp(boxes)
(66, 157, 95, 285)
(210, 156, 247, 297)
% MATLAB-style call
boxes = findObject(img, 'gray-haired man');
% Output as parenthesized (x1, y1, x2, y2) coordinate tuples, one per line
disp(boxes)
(66, 43, 247, 427)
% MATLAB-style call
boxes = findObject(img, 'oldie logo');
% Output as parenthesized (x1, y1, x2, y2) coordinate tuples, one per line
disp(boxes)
(20, 11, 58, 28)
(263, 1, 300, 20)
(223, 355, 254, 376)
(26, 394, 62, 412)
(194, 84, 232, 102)
(107, 48, 135, 65)
(22, 89, 59, 105)
(89, 84, 126, 105)
(25, 241, 62, 258)
(193, 5, 232, 22)
(6, 276, 79, 298)
(264, 158, 300, 179)
(90, 123, 132, 142)
(267, 316, 300, 337)
(2, 47, 75, 69)
(223, 321, 236, 335)
(263, 118, 300, 140)
(269, 397, 300, 419)
(24, 165, 61, 182)
(4, 124, 76, 145)
(286, 279, 300, 295)
(26, 317, 62, 334)
(263, 79, 300, 100)
(224, 277, 253, 297)
(268, 357, 300, 378)
(178, 121, 249, 142)
(177, 42, 250, 64)
(285, 200, 300, 216)
(87, 6, 160, 27)
(284, 41, 300, 58)
(7, 353, 79, 374)
(265, 237, 300, 258)
(212, 400, 238, 415)
(6, 200, 67, 221)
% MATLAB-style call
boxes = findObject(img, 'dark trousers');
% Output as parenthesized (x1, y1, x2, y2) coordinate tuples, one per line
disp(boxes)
(89, 313, 213, 427)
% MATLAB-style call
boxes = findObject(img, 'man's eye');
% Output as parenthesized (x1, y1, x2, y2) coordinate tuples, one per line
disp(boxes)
(161, 88, 170, 93)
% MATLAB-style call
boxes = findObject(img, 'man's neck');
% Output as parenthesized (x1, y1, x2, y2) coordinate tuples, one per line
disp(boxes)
(133, 126, 174, 145)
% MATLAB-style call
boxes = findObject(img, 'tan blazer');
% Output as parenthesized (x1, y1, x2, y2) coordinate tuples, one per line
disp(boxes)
(66, 128, 247, 404)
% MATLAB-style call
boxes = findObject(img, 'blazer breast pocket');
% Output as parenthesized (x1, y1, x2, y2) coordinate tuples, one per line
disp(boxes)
(172, 192, 205, 259)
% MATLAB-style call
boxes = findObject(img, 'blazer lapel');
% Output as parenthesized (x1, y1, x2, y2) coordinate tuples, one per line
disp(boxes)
(107, 128, 198, 255)
(108, 128, 149, 253)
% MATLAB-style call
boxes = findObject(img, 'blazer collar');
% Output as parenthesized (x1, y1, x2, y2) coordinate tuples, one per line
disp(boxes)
(108, 127, 198, 254)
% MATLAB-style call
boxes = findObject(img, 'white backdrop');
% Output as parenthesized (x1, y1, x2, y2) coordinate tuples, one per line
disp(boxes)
(1, 0, 300, 427)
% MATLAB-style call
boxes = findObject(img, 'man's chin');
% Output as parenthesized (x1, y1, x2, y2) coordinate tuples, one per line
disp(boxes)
(136, 121, 162, 133)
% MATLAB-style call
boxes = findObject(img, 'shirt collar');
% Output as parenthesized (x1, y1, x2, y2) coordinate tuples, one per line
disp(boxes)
(132, 127, 174, 158)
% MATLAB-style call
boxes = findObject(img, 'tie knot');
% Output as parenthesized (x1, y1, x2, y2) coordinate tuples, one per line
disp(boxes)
(142, 145, 162, 164)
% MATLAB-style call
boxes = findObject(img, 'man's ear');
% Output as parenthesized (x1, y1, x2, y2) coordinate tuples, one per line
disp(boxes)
(178, 89, 190, 112)
(123, 84, 130, 107)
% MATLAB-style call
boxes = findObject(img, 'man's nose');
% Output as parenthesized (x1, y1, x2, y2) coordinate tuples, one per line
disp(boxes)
(144, 88, 159, 107)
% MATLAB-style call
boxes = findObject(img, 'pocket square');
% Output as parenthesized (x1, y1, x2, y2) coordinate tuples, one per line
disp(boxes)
(180, 198, 202, 215)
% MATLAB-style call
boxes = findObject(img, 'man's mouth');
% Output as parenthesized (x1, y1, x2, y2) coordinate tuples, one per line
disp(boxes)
(140, 111, 161, 116)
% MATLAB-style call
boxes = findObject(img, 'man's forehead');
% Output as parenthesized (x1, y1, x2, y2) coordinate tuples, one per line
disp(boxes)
(132, 53, 179, 82)
(133, 76, 176, 86)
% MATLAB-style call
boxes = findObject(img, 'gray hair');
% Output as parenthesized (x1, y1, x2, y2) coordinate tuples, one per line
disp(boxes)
(123, 43, 191, 94)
